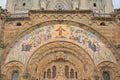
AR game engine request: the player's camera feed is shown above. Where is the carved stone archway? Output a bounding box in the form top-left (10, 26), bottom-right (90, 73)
top-left (2, 20), bottom-right (118, 64)
top-left (97, 61), bottom-right (120, 80)
top-left (1, 61), bottom-right (25, 80)
top-left (2, 21), bottom-right (118, 80)
top-left (27, 40), bottom-right (94, 80)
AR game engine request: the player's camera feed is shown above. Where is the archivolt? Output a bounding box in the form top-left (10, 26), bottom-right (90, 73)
top-left (2, 20), bottom-right (117, 64)
top-left (27, 40), bottom-right (94, 78)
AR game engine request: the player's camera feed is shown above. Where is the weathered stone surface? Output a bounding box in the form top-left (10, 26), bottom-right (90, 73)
top-left (0, 1), bottom-right (120, 80)
top-left (6, 0), bottom-right (114, 14)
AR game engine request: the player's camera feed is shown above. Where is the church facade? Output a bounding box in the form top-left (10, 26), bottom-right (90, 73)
top-left (0, 0), bottom-right (120, 80)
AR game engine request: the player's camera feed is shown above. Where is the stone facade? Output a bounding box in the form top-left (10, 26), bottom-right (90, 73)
top-left (6, 0), bottom-right (114, 14)
top-left (0, 6), bottom-right (9, 80)
top-left (0, 0), bottom-right (120, 80)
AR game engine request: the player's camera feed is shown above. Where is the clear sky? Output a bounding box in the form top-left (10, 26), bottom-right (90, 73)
top-left (0, 0), bottom-right (120, 9)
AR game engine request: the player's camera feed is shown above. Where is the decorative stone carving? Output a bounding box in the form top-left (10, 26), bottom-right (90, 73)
top-left (40, 0), bottom-right (47, 10)
top-left (1, 1), bottom-right (120, 80)
top-left (55, 52), bottom-right (66, 60)
top-left (1, 61), bottom-right (25, 80)
top-left (97, 62), bottom-right (120, 80)
top-left (26, 41), bottom-right (94, 80)
top-left (72, 0), bottom-right (79, 10)
top-left (0, 8), bottom-right (9, 49)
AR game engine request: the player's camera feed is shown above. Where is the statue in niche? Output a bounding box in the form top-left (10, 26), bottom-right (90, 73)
top-left (40, 0), bottom-right (47, 10)
top-left (72, 0), bottom-right (79, 10)
top-left (55, 52), bottom-right (66, 60)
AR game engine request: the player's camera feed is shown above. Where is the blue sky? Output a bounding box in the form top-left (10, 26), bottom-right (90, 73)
top-left (0, 0), bottom-right (120, 9)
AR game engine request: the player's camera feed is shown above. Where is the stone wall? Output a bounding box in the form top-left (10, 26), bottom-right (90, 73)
top-left (6, 0), bottom-right (114, 14)
top-left (0, 7), bottom-right (9, 48)
top-left (1, 10), bottom-right (120, 80)
top-left (2, 10), bottom-right (120, 65)
top-left (4, 10), bottom-right (119, 48)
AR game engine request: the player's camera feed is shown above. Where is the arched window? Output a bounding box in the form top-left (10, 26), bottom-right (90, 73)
top-left (103, 71), bottom-right (110, 80)
top-left (12, 71), bottom-right (19, 80)
top-left (52, 66), bottom-right (56, 78)
top-left (75, 72), bottom-right (78, 79)
top-left (43, 72), bottom-right (46, 79)
top-left (65, 66), bottom-right (69, 78)
top-left (16, 22), bottom-right (22, 26)
top-left (23, 3), bottom-right (26, 6)
top-left (47, 69), bottom-right (51, 79)
top-left (70, 69), bottom-right (74, 79)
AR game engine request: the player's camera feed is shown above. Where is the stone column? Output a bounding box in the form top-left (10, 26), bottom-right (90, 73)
top-left (79, 0), bottom-right (88, 10)
top-left (105, 0), bottom-right (114, 13)
top-left (31, 0), bottom-right (40, 10)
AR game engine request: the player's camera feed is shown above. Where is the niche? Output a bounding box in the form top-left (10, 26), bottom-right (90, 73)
top-left (100, 22), bottom-right (106, 26)
top-left (23, 3), bottom-right (26, 6)
top-left (93, 3), bottom-right (97, 7)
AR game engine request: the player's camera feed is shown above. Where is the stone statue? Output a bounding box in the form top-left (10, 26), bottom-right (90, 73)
top-left (40, 0), bottom-right (47, 10)
top-left (72, 0), bottom-right (79, 10)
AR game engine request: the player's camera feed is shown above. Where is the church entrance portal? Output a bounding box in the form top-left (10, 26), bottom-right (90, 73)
top-left (27, 40), bottom-right (94, 80)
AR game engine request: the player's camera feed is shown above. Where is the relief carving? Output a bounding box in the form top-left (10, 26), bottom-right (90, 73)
top-left (55, 52), bottom-right (66, 60)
